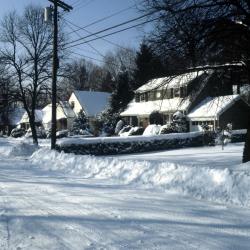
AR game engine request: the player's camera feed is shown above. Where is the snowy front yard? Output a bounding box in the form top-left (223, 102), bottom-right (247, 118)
top-left (0, 137), bottom-right (250, 249)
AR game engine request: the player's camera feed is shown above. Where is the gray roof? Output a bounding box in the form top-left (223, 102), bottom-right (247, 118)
top-left (74, 90), bottom-right (111, 116)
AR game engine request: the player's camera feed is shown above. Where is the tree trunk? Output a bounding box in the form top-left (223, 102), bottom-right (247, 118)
top-left (243, 121), bottom-right (250, 163)
top-left (29, 112), bottom-right (38, 145)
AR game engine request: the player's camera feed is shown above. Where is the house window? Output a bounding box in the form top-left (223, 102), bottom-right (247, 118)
top-left (174, 88), bottom-right (180, 97)
top-left (180, 87), bottom-right (187, 97)
top-left (135, 94), bottom-right (140, 102)
top-left (140, 93), bottom-right (145, 102)
top-left (70, 101), bottom-right (75, 109)
top-left (149, 91), bottom-right (155, 101)
top-left (156, 91), bottom-right (161, 99)
top-left (145, 92), bottom-right (149, 102)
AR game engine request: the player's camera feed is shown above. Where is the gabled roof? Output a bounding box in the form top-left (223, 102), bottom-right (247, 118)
top-left (73, 90), bottom-right (111, 116)
top-left (120, 98), bottom-right (190, 117)
top-left (19, 110), bottom-right (43, 124)
top-left (187, 95), bottom-right (241, 120)
top-left (42, 101), bottom-right (76, 124)
top-left (136, 71), bottom-right (208, 93)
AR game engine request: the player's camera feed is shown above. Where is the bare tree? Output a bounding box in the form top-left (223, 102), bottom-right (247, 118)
top-left (141, 0), bottom-right (250, 162)
top-left (0, 6), bottom-right (53, 144)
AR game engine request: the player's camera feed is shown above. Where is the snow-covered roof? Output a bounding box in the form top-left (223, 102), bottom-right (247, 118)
top-left (73, 91), bottom-right (111, 117)
top-left (120, 98), bottom-right (190, 117)
top-left (136, 71), bottom-right (206, 93)
top-left (42, 102), bottom-right (76, 124)
top-left (19, 110), bottom-right (43, 124)
top-left (188, 95), bottom-right (241, 120)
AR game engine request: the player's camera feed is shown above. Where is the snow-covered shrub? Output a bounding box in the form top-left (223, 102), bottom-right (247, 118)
top-left (70, 110), bottom-right (91, 135)
top-left (143, 124), bottom-right (161, 136)
top-left (149, 111), bottom-right (163, 125)
top-left (56, 132), bottom-right (204, 156)
top-left (159, 124), bottom-right (177, 134)
top-left (97, 109), bottom-right (120, 136)
top-left (172, 111), bottom-right (188, 133)
top-left (114, 119), bottom-right (125, 135)
top-left (10, 127), bottom-right (26, 138)
top-left (231, 129), bottom-right (247, 143)
top-left (215, 124), bottom-right (232, 146)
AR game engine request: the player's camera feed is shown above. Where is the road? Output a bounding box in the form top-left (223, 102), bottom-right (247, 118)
top-left (0, 138), bottom-right (250, 249)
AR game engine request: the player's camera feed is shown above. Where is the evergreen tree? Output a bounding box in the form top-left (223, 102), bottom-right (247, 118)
top-left (110, 70), bottom-right (134, 113)
top-left (98, 70), bottom-right (134, 136)
top-left (71, 110), bottom-right (90, 135)
top-left (133, 42), bottom-right (165, 89)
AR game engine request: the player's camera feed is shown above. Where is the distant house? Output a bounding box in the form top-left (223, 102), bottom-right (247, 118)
top-left (19, 110), bottom-right (44, 130)
top-left (42, 101), bottom-right (76, 131)
top-left (0, 107), bottom-right (26, 134)
top-left (68, 90), bottom-right (111, 122)
top-left (121, 69), bottom-right (250, 131)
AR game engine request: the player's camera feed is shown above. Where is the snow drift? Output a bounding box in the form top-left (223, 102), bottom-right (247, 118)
top-left (31, 147), bottom-right (250, 207)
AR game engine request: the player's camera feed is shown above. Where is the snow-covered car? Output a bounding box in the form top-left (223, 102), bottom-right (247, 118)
top-left (56, 130), bottom-right (69, 139)
top-left (118, 125), bottom-right (132, 136)
top-left (10, 128), bottom-right (26, 138)
top-left (25, 127), bottom-right (46, 139)
top-left (119, 126), bottom-right (144, 137)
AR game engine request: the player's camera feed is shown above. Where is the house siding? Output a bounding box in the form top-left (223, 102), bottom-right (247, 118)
top-left (219, 100), bottom-right (250, 129)
top-left (68, 93), bottom-right (83, 116)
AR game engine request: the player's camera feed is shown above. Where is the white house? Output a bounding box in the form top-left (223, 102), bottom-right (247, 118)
top-left (121, 70), bottom-right (250, 131)
top-left (68, 90), bottom-right (111, 119)
top-left (187, 95), bottom-right (250, 131)
top-left (42, 101), bottom-right (76, 131)
top-left (120, 71), bottom-right (208, 127)
top-left (19, 110), bottom-right (43, 130)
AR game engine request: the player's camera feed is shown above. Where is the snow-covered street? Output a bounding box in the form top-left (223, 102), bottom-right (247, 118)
top-left (0, 138), bottom-right (250, 249)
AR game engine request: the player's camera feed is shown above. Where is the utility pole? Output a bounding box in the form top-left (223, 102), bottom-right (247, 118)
top-left (47, 0), bottom-right (72, 149)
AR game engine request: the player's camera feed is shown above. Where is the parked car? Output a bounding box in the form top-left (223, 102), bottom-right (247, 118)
top-left (10, 128), bottom-right (26, 138)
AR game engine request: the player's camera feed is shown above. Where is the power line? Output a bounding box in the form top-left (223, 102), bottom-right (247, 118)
top-left (64, 18), bottom-right (128, 50)
top-left (73, 0), bottom-right (96, 12)
top-left (64, 20), bottom-right (105, 58)
top-left (68, 4), bottom-right (136, 34)
top-left (64, 10), bottom-right (157, 47)
top-left (64, 16), bottom-right (160, 50)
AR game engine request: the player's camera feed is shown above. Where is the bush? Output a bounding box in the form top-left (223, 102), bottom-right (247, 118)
top-left (56, 132), bottom-right (204, 156)
top-left (149, 111), bottom-right (163, 125)
top-left (159, 124), bottom-right (177, 134)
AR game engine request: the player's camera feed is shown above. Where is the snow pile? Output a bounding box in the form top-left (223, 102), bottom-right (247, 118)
top-left (143, 124), bottom-right (161, 136)
top-left (0, 141), bottom-right (38, 157)
top-left (31, 148), bottom-right (250, 207)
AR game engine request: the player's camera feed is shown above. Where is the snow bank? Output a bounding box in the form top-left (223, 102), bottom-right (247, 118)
top-left (31, 148), bottom-right (250, 207)
top-left (0, 141), bottom-right (38, 157)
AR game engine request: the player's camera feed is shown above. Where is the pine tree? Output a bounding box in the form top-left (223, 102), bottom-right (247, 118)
top-left (110, 70), bottom-right (134, 113)
top-left (133, 42), bottom-right (165, 89)
top-left (71, 110), bottom-right (90, 135)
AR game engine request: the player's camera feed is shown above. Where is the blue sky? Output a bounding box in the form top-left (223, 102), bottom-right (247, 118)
top-left (0, 0), bottom-right (151, 64)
